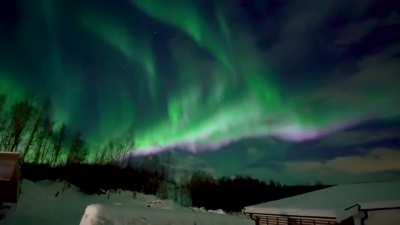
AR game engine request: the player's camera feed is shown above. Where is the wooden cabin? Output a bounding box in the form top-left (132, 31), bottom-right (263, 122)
top-left (244, 182), bottom-right (400, 225)
top-left (0, 152), bottom-right (21, 203)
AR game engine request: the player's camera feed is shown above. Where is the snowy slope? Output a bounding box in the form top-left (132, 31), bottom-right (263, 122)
top-left (1, 180), bottom-right (251, 225)
top-left (80, 204), bottom-right (251, 225)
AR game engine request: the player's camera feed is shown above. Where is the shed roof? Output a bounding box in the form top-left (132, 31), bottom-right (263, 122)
top-left (244, 181), bottom-right (400, 221)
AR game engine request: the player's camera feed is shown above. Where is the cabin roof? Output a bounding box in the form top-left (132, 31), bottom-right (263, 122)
top-left (244, 181), bottom-right (400, 221)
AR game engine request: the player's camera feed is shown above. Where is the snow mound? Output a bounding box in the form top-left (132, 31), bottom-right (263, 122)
top-left (80, 204), bottom-right (251, 225)
top-left (1, 180), bottom-right (251, 225)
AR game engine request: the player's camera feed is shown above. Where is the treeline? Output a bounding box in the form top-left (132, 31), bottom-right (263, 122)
top-left (22, 163), bottom-right (166, 195)
top-left (0, 93), bottom-right (129, 165)
top-left (182, 171), bottom-right (328, 212)
top-left (21, 163), bottom-right (328, 212)
top-left (0, 93), bottom-right (88, 165)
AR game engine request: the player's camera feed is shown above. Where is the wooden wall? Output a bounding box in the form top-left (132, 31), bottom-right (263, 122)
top-left (252, 213), bottom-right (340, 225)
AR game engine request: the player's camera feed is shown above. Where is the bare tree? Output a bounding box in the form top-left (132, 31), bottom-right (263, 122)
top-left (53, 123), bottom-right (67, 165)
top-left (0, 94), bottom-right (8, 151)
top-left (68, 132), bottom-right (87, 164)
top-left (9, 101), bottom-right (33, 152)
top-left (22, 108), bottom-right (42, 159)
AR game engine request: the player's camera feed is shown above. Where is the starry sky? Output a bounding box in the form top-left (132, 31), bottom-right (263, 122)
top-left (1, 0), bottom-right (400, 183)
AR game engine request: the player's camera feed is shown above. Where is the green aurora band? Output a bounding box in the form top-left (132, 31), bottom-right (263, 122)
top-left (0, 0), bottom-right (399, 161)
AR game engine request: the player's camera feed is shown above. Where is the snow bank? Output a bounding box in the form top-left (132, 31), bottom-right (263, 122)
top-left (1, 180), bottom-right (251, 225)
top-left (80, 204), bottom-right (251, 225)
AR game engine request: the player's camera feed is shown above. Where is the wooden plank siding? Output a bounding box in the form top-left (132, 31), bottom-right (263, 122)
top-left (252, 214), bottom-right (337, 225)
top-left (0, 152), bottom-right (21, 203)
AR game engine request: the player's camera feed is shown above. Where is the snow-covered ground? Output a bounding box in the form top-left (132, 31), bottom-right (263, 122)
top-left (1, 180), bottom-right (252, 225)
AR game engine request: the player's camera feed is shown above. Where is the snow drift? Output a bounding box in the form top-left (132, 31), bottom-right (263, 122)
top-left (1, 180), bottom-right (251, 225)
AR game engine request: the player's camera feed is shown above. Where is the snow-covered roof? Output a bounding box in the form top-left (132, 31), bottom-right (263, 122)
top-left (244, 181), bottom-right (400, 221)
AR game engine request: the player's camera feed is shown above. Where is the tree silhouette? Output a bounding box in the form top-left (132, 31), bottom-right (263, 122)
top-left (0, 92), bottom-right (141, 165)
top-left (22, 107), bottom-right (41, 159)
top-left (68, 132), bottom-right (87, 164)
top-left (9, 101), bottom-right (33, 152)
top-left (53, 124), bottom-right (67, 165)
top-left (0, 94), bottom-right (8, 150)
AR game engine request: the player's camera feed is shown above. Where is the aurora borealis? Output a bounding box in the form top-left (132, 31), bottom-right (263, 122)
top-left (1, 0), bottom-right (400, 183)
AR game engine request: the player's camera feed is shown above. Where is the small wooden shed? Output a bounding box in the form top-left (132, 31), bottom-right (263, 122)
top-left (0, 152), bottom-right (21, 203)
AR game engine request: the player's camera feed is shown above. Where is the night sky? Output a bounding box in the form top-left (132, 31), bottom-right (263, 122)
top-left (1, 0), bottom-right (400, 183)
